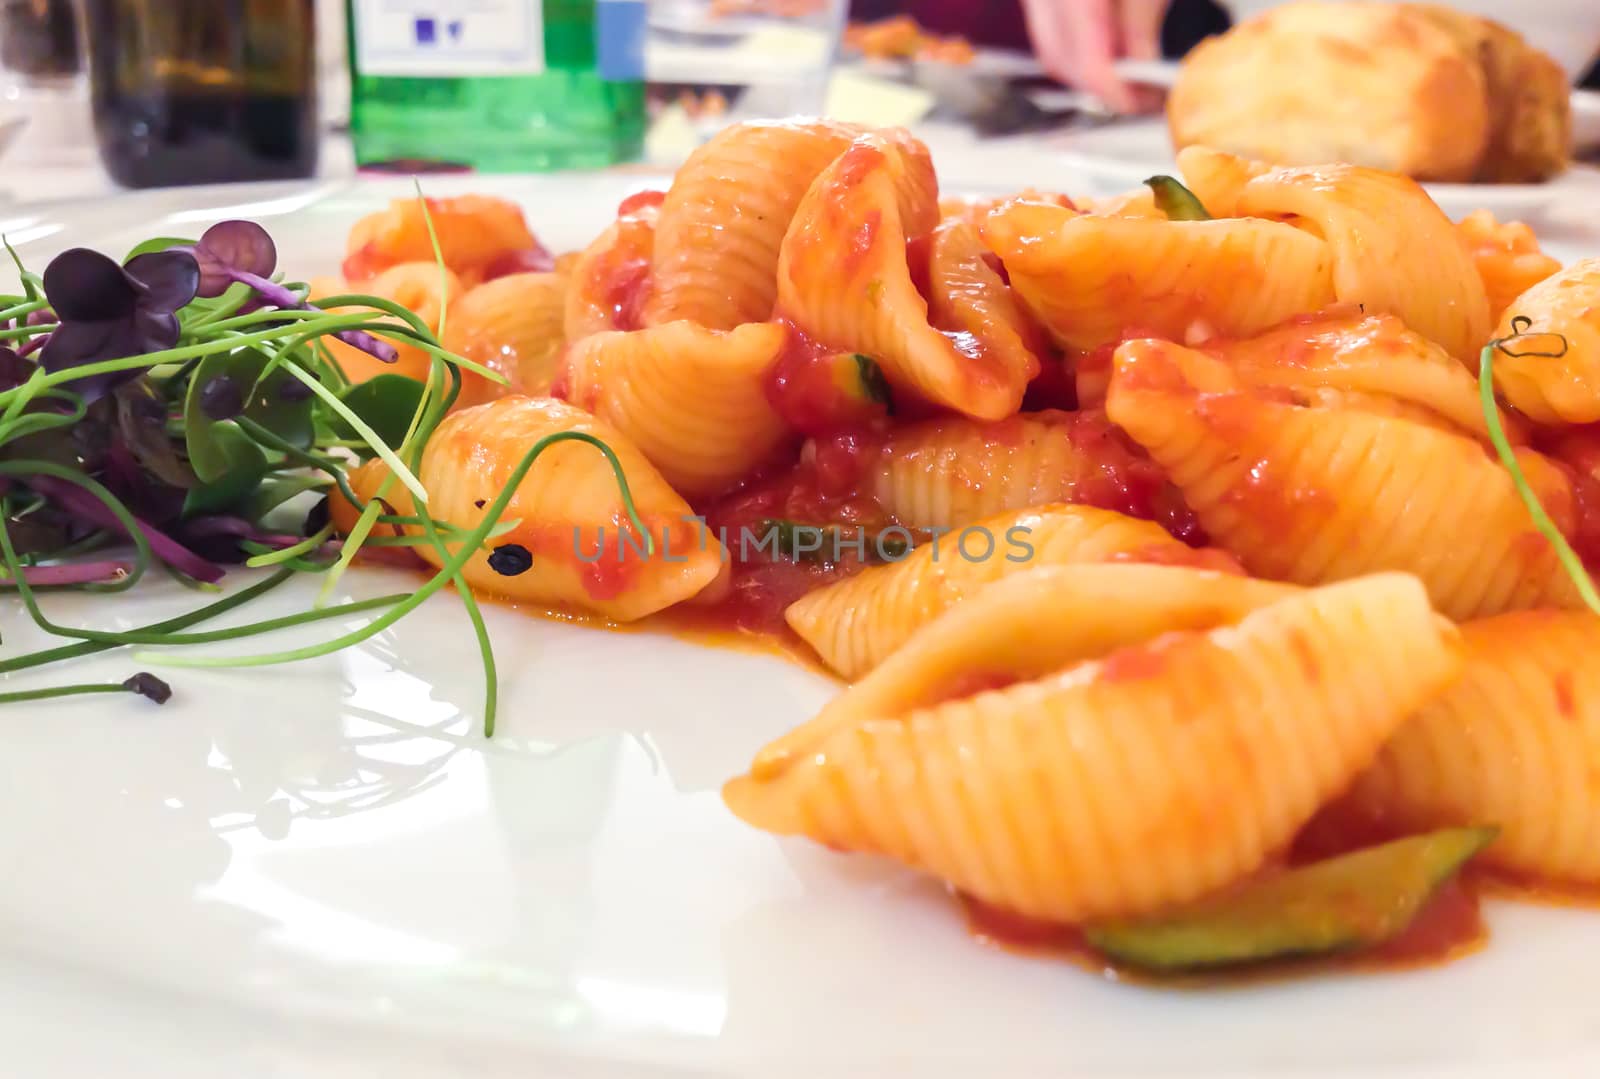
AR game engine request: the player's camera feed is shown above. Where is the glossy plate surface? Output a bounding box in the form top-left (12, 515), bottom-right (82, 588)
top-left (1, 173), bottom-right (1599, 1079)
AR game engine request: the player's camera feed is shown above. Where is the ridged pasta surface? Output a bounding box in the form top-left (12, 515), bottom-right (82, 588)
top-left (1490, 258), bottom-right (1600, 425)
top-left (442, 271), bottom-right (567, 407)
top-left (922, 219), bottom-right (1044, 390)
top-left (1457, 209), bottom-right (1561, 323)
top-left (729, 574), bottom-right (1462, 924)
top-left (756, 564), bottom-right (1295, 779)
top-left (777, 136), bottom-right (1031, 419)
top-left (643, 119), bottom-right (865, 329)
top-left (850, 409), bottom-right (1175, 530)
top-left (1209, 307), bottom-right (1524, 444)
top-left (561, 320), bottom-right (795, 498)
top-left (357, 396), bottom-right (723, 621)
top-left (1235, 164), bottom-right (1490, 362)
top-left (785, 504), bottom-right (1234, 679)
top-left (1344, 611), bottom-right (1600, 884)
top-left (1175, 146), bottom-right (1272, 218)
top-left (1106, 339), bottom-right (1585, 620)
top-left (981, 199), bottom-right (1335, 351)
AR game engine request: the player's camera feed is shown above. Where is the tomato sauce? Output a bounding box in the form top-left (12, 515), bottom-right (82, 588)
top-left (1066, 410), bottom-right (1210, 545)
top-left (765, 320), bottom-right (895, 436)
top-left (479, 243), bottom-right (556, 280)
top-left (657, 447), bottom-right (893, 639)
top-left (568, 191), bottom-right (662, 338)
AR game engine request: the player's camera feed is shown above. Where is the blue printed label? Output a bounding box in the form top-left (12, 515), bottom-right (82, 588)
top-left (596, 0), bottom-right (647, 82)
top-left (352, 0), bottom-right (545, 77)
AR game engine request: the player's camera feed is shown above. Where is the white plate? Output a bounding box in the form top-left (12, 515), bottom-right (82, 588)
top-left (2, 172), bottom-right (1600, 1079)
top-left (1050, 118), bottom-right (1600, 220)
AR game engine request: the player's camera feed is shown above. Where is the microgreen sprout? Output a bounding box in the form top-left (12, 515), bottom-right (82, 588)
top-left (0, 195), bottom-right (639, 736)
top-left (1478, 319), bottom-right (1600, 613)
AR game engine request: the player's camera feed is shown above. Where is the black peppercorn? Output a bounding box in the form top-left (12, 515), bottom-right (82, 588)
top-left (487, 543), bottom-right (533, 576)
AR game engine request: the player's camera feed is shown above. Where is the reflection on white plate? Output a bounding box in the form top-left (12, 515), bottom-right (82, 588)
top-left (0, 172), bottom-right (1598, 1079)
top-left (1049, 118), bottom-right (1600, 220)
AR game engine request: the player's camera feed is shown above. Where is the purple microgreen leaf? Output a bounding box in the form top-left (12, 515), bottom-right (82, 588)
top-left (29, 473), bottom-right (225, 583)
top-left (0, 347), bottom-right (32, 390)
top-left (38, 318), bottom-right (124, 396)
top-left (198, 219), bottom-right (277, 281)
top-left (334, 326), bottom-right (399, 363)
top-left (229, 269), bottom-right (300, 310)
top-left (42, 248), bottom-right (137, 321)
top-left (123, 250), bottom-right (201, 313)
top-left (1, 559), bottom-right (131, 587)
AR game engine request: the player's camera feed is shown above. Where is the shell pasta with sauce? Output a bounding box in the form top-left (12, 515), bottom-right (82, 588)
top-left (329, 122), bottom-right (1600, 980)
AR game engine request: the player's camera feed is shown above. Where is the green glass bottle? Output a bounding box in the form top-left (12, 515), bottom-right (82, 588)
top-left (346, 0), bottom-right (645, 171)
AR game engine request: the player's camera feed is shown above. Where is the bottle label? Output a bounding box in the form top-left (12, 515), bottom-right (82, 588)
top-left (351, 0), bottom-right (546, 77)
top-left (596, 0), bottom-right (646, 81)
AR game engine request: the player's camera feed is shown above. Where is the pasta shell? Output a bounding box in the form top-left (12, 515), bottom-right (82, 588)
top-left (981, 198), bottom-right (1336, 351)
top-left (728, 574), bottom-right (1463, 924)
top-left (562, 320), bottom-right (795, 499)
top-left (644, 120), bottom-right (879, 329)
top-left (1175, 145), bottom-right (1272, 218)
top-left (1343, 610), bottom-right (1600, 884)
top-left (564, 198), bottom-right (659, 341)
top-left (1209, 307), bottom-right (1525, 444)
top-left (777, 134), bottom-right (1035, 420)
top-left (322, 261), bottom-right (461, 384)
top-left (1489, 258), bottom-right (1600, 425)
top-left (1457, 209), bottom-right (1561, 323)
top-left (785, 503), bottom-right (1239, 679)
top-left (842, 409), bottom-right (1187, 532)
top-left (353, 395), bottom-right (724, 621)
top-left (1105, 338), bottom-right (1586, 620)
top-left (1235, 164), bottom-right (1490, 362)
top-left (923, 218), bottom-right (1045, 387)
top-left (755, 563), bottom-right (1295, 779)
top-left (342, 194), bottom-right (541, 286)
top-left (442, 271), bottom-right (567, 408)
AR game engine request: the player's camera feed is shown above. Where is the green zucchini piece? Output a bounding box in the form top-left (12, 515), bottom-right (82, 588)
top-left (1084, 826), bottom-right (1497, 973)
top-left (1144, 175), bottom-right (1212, 221)
top-left (841, 353), bottom-right (894, 414)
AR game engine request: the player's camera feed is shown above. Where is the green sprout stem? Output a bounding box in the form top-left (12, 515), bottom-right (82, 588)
top-left (135, 431), bottom-right (653, 736)
top-left (245, 524), bottom-right (335, 568)
top-left (0, 682), bottom-right (148, 704)
top-left (1478, 341), bottom-right (1600, 613)
top-left (281, 358), bottom-right (429, 505)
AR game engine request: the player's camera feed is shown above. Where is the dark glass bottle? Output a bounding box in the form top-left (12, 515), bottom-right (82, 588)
top-left (0, 0), bottom-right (80, 79)
top-left (83, 0), bottom-right (318, 188)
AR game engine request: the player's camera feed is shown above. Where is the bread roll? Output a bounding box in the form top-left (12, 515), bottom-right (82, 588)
top-left (1406, 5), bottom-right (1571, 182)
top-left (1169, 3), bottom-right (1491, 182)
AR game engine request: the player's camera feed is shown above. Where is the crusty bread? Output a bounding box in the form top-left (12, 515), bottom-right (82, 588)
top-left (1406, 5), bottom-right (1571, 182)
top-left (1168, 2), bottom-right (1571, 184)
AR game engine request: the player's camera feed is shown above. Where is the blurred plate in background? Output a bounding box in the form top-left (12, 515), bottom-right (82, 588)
top-left (1049, 117), bottom-right (1599, 220)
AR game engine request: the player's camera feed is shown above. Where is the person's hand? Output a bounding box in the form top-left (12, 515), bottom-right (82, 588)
top-left (1019, 0), bottom-right (1170, 113)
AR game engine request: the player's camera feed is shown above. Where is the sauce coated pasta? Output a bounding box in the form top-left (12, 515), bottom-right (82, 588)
top-left (327, 119), bottom-right (1600, 980)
